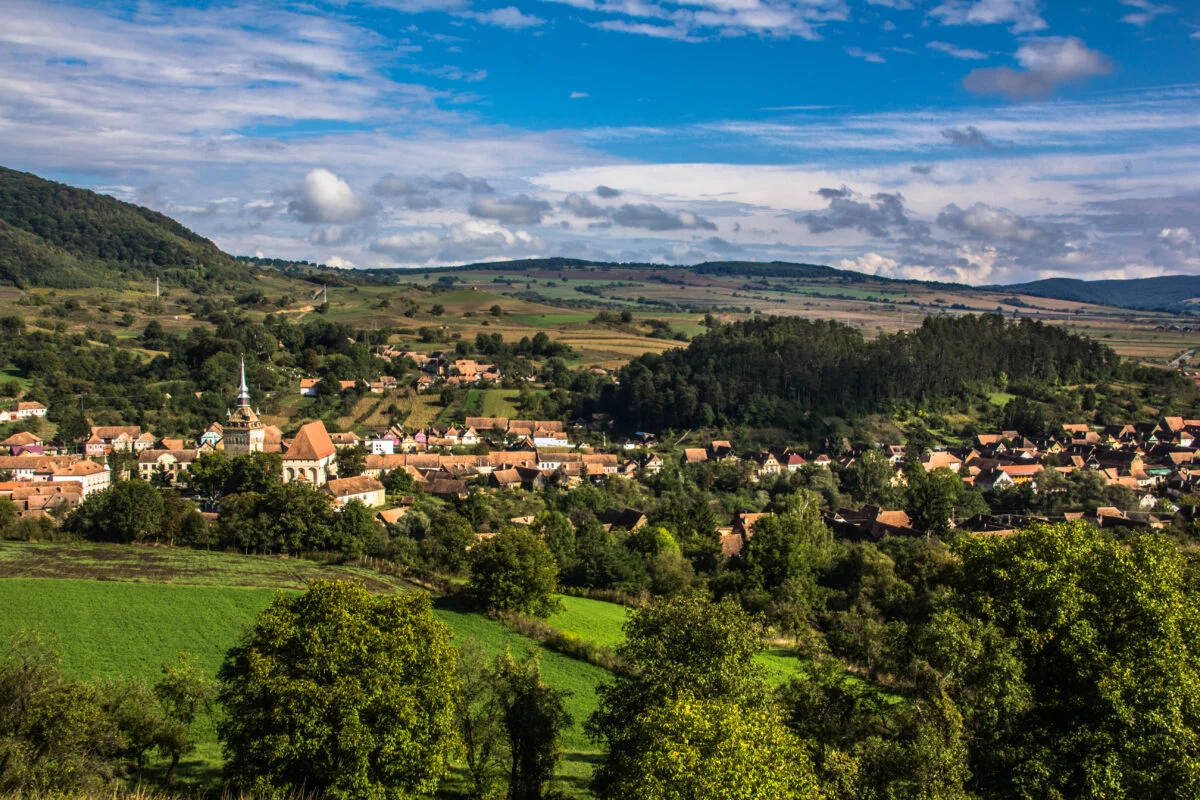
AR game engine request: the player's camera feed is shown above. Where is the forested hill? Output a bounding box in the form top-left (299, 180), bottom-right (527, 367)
top-left (991, 275), bottom-right (1200, 313)
top-left (605, 314), bottom-right (1122, 431)
top-left (0, 166), bottom-right (249, 289)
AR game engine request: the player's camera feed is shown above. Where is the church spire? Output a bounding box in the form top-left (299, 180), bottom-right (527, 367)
top-left (238, 358), bottom-right (250, 407)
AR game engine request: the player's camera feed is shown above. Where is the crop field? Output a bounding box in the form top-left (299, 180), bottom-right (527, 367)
top-left (404, 393), bottom-right (444, 429)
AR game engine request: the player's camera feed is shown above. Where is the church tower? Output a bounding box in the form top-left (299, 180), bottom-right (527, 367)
top-left (224, 358), bottom-right (265, 456)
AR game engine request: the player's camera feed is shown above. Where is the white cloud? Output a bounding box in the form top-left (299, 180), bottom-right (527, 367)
top-left (963, 37), bottom-right (1112, 99)
top-left (570, 91), bottom-right (591, 99)
top-left (928, 0), bottom-right (1047, 33)
top-left (288, 169), bottom-right (373, 224)
top-left (845, 46), bottom-right (886, 63)
top-left (325, 255), bottom-right (358, 268)
top-left (370, 219), bottom-right (543, 265)
top-left (927, 40), bottom-right (987, 60)
top-left (1120, 0), bottom-right (1174, 27)
top-left (459, 6), bottom-right (547, 28)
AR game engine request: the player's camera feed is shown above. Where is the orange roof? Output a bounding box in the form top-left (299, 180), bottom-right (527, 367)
top-left (324, 476), bottom-right (384, 498)
top-left (284, 421), bottom-right (337, 462)
top-left (1, 432), bottom-right (42, 447)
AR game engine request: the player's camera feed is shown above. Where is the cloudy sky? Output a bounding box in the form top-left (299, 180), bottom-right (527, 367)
top-left (3, 0), bottom-right (1198, 283)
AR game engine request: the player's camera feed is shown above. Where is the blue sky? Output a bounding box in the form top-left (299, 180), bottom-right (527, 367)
top-left (2, 0), bottom-right (1198, 282)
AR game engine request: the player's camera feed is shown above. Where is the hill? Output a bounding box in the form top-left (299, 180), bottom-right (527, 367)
top-left (0, 166), bottom-right (252, 289)
top-left (990, 275), bottom-right (1200, 313)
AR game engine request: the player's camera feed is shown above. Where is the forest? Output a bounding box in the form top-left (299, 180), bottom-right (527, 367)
top-left (603, 314), bottom-right (1127, 432)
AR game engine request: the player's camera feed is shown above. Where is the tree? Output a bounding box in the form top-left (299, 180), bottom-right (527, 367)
top-left (589, 593), bottom-right (769, 798)
top-left (843, 449), bottom-right (900, 507)
top-left (0, 631), bottom-right (121, 794)
top-left (431, 304), bottom-right (446, 316)
top-left (337, 444), bottom-right (369, 479)
top-left (455, 642), bottom-right (507, 800)
top-left (616, 694), bottom-right (819, 800)
top-left (739, 490), bottom-right (834, 631)
top-left (218, 580), bottom-right (461, 799)
top-left (904, 464), bottom-right (960, 537)
top-left (64, 480), bottom-right (164, 544)
top-left (470, 528), bottom-right (562, 618)
top-left (423, 510), bottom-right (476, 574)
top-left (153, 653), bottom-right (215, 786)
top-left (951, 522), bottom-right (1200, 799)
top-left (54, 407), bottom-right (91, 446)
top-left (187, 451), bottom-right (232, 501)
top-left (496, 649), bottom-right (572, 800)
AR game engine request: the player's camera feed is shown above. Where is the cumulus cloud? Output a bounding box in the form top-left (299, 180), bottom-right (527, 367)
top-left (459, 6), bottom-right (546, 28)
top-left (430, 172), bottom-right (494, 194)
top-left (595, 185), bottom-right (621, 198)
top-left (927, 40), bottom-right (987, 59)
top-left (929, 0), bottom-right (1047, 33)
top-left (1148, 226), bottom-right (1200, 268)
top-left (325, 255), bottom-right (358, 268)
top-left (468, 193), bottom-right (552, 224)
top-left (369, 219), bottom-right (543, 265)
top-left (1120, 0), bottom-right (1174, 27)
top-left (570, 91), bottom-right (590, 99)
top-left (610, 203), bottom-right (718, 231)
top-left (287, 169), bottom-right (373, 224)
top-left (936, 201), bottom-right (1088, 265)
top-left (941, 125), bottom-right (995, 147)
top-left (963, 37), bottom-right (1112, 100)
top-left (370, 173), bottom-right (444, 209)
top-left (563, 193), bottom-right (610, 218)
top-left (795, 186), bottom-right (918, 238)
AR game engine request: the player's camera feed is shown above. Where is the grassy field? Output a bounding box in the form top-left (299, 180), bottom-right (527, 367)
top-left (0, 542), bottom-right (606, 794)
top-left (548, 596), bottom-right (629, 649)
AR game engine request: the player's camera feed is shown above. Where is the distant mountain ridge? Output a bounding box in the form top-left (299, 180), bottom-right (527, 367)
top-left (0, 166), bottom-right (249, 289)
top-left (2, 165), bottom-right (1196, 313)
top-left (990, 276), bottom-right (1200, 313)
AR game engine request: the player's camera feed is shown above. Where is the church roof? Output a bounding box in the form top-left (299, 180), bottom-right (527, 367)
top-left (284, 421), bottom-right (336, 462)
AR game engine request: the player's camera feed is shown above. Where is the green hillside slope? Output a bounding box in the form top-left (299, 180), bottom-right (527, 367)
top-left (0, 166), bottom-right (250, 289)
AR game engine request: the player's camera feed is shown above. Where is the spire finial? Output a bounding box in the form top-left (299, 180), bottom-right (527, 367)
top-left (238, 358), bottom-right (250, 406)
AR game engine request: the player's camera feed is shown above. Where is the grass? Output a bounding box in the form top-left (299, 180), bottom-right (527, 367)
top-left (547, 596), bottom-right (629, 649)
top-left (0, 542), bottom-right (608, 794)
top-left (988, 391), bottom-right (1016, 407)
top-left (479, 388), bottom-right (521, 418)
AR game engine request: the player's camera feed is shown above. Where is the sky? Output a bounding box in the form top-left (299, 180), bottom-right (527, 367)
top-left (2, 0), bottom-right (1198, 284)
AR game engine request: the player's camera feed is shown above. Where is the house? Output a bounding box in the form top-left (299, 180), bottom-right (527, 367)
top-left (365, 434), bottom-right (396, 455)
top-left (299, 378), bottom-right (320, 397)
top-left (710, 440), bottom-right (735, 461)
top-left (921, 450), bottom-right (963, 473)
top-left (461, 427), bottom-right (480, 446)
top-left (598, 507), bottom-right (648, 532)
top-left (825, 506), bottom-right (917, 540)
top-left (49, 459), bottom-right (110, 496)
top-left (377, 507), bottom-right (409, 526)
top-left (732, 511), bottom-right (767, 538)
top-left (2, 481), bottom-right (83, 517)
top-left (643, 454), bottom-right (664, 474)
top-left (1, 432), bottom-right (43, 456)
top-left (682, 448), bottom-right (708, 465)
top-left (282, 421), bottom-right (338, 486)
top-left (488, 468), bottom-right (522, 490)
top-left (748, 451), bottom-right (781, 476)
top-left (87, 426), bottom-right (146, 456)
top-left (425, 477), bottom-right (469, 500)
top-left (199, 423), bottom-right (223, 450)
top-left (137, 449), bottom-right (198, 484)
top-left (324, 476), bottom-right (386, 508)
top-left (10, 402), bottom-right (47, 419)
top-left (329, 432), bottom-right (361, 450)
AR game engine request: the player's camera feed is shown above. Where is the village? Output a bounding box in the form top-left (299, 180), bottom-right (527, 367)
top-left (1, 353), bottom-right (1198, 554)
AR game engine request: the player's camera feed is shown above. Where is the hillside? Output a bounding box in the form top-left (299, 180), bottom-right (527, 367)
top-left (0, 166), bottom-right (251, 289)
top-left (989, 275), bottom-right (1200, 313)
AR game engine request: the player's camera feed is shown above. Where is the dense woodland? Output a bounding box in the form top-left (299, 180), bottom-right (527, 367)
top-left (0, 167), bottom-right (248, 289)
top-left (602, 314), bottom-right (1136, 432)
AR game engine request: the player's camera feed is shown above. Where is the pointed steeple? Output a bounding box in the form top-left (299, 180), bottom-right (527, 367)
top-left (238, 358), bottom-right (250, 407)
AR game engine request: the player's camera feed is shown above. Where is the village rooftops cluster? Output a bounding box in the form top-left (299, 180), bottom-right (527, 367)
top-left (705, 417), bottom-right (1200, 557)
top-left (374, 348), bottom-right (502, 390)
